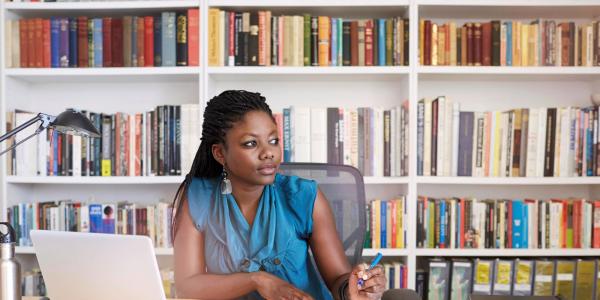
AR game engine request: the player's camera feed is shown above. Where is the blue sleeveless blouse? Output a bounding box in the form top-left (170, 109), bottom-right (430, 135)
top-left (187, 173), bottom-right (333, 300)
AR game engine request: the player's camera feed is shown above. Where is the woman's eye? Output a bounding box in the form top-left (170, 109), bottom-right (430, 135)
top-left (269, 138), bottom-right (279, 145)
top-left (243, 141), bottom-right (257, 147)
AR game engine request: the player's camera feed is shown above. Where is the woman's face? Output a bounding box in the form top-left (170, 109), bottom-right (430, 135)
top-left (214, 110), bottom-right (282, 187)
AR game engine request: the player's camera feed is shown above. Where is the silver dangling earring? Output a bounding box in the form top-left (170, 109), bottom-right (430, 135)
top-left (221, 167), bottom-right (232, 195)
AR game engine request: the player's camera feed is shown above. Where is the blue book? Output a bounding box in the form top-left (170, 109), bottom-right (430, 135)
top-left (331, 18), bottom-right (338, 66)
top-left (378, 19), bottom-right (386, 66)
top-left (102, 204), bottom-right (116, 234)
top-left (162, 12), bottom-right (176, 66)
top-left (59, 18), bottom-right (69, 67)
top-left (93, 18), bottom-right (103, 67)
top-left (68, 17), bottom-right (78, 67)
top-left (337, 19), bottom-right (343, 66)
top-left (283, 108), bottom-right (291, 162)
top-left (380, 200), bottom-right (386, 248)
top-left (587, 110), bottom-right (594, 176)
top-left (523, 203), bottom-right (529, 248)
top-left (512, 200), bottom-right (524, 248)
top-left (50, 17), bottom-right (60, 68)
top-left (439, 200), bottom-right (446, 247)
top-left (505, 21), bottom-right (512, 66)
top-left (89, 204), bottom-right (103, 233)
top-left (153, 16), bottom-right (162, 66)
top-left (52, 131), bottom-right (58, 175)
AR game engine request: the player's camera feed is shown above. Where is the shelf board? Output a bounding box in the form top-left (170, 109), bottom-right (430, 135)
top-left (417, 248), bottom-right (600, 257)
top-left (418, 66), bottom-right (600, 81)
top-left (16, 246), bottom-right (174, 255)
top-left (363, 248), bottom-right (409, 256)
top-left (210, 0), bottom-right (409, 7)
top-left (4, 67), bottom-right (200, 83)
top-left (6, 175), bottom-right (406, 185)
top-left (4, 1), bottom-right (199, 11)
top-left (6, 176), bottom-right (186, 185)
top-left (417, 176), bottom-right (600, 185)
top-left (417, 1), bottom-right (600, 19)
top-left (208, 66), bottom-right (409, 81)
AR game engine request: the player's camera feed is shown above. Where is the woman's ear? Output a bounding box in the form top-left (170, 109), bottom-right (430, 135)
top-left (211, 144), bottom-right (226, 166)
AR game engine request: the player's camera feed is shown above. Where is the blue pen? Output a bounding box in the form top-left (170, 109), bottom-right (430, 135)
top-left (357, 252), bottom-right (383, 287)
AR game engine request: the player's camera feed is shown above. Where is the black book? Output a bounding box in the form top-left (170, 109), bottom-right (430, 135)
top-left (176, 13), bottom-right (188, 66)
top-left (248, 12), bottom-right (259, 66)
top-left (271, 16), bottom-right (278, 65)
top-left (342, 21), bottom-right (351, 66)
top-left (234, 13), bottom-right (243, 66)
top-left (311, 17), bottom-right (319, 66)
top-left (373, 19), bottom-right (379, 67)
top-left (327, 108), bottom-right (339, 164)
top-left (175, 106), bottom-right (181, 175)
top-left (491, 20), bottom-right (501, 66)
top-left (403, 18), bottom-right (409, 66)
top-left (153, 16), bottom-right (162, 67)
top-left (242, 13), bottom-right (250, 66)
top-left (544, 108), bottom-right (556, 176)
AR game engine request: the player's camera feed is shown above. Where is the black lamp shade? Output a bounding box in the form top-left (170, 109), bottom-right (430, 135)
top-left (51, 110), bottom-right (101, 138)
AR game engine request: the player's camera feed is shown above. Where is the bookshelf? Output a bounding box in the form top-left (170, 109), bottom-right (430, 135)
top-left (2, 0), bottom-right (600, 295)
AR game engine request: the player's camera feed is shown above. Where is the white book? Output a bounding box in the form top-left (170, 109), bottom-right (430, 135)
top-left (11, 20), bottom-right (20, 68)
top-left (291, 106), bottom-right (311, 162)
top-left (536, 108), bottom-right (547, 177)
top-left (553, 108), bottom-right (563, 176)
top-left (310, 107), bottom-right (327, 163)
top-left (499, 112), bottom-right (509, 178)
top-left (142, 111), bottom-right (148, 176)
top-left (451, 102), bottom-right (460, 176)
top-left (473, 112), bottom-right (484, 177)
top-left (349, 109), bottom-right (359, 169)
top-left (443, 99), bottom-right (453, 176)
top-left (72, 135), bottom-right (82, 176)
top-left (556, 26), bottom-right (562, 66)
top-left (492, 112), bottom-right (502, 177)
top-left (436, 96), bottom-right (446, 176)
top-left (37, 130), bottom-right (48, 176)
top-left (559, 107), bottom-right (571, 177)
top-left (488, 111), bottom-right (497, 177)
top-left (390, 107), bottom-right (397, 177)
top-left (5, 20), bottom-right (12, 69)
top-left (423, 99), bottom-right (432, 176)
top-left (399, 104), bottom-right (406, 176)
top-left (525, 108), bottom-right (539, 177)
top-left (15, 111), bottom-right (38, 176)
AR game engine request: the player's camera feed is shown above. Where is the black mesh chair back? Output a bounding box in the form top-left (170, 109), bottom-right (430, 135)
top-left (278, 163), bottom-right (366, 266)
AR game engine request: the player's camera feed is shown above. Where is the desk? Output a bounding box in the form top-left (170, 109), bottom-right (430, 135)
top-left (23, 298), bottom-right (195, 300)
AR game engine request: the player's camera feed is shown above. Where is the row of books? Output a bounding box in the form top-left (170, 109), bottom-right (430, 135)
top-left (364, 197), bottom-right (407, 249)
top-left (7, 105), bottom-right (201, 177)
top-left (275, 104), bottom-right (409, 177)
top-left (418, 98), bottom-right (600, 177)
top-left (419, 19), bottom-right (600, 67)
top-left (420, 258), bottom-right (600, 300)
top-left (207, 9), bottom-right (409, 67)
top-left (382, 262), bottom-right (408, 290)
top-left (6, 200), bottom-right (174, 248)
top-left (417, 196), bottom-right (600, 250)
top-left (4, 10), bottom-right (199, 68)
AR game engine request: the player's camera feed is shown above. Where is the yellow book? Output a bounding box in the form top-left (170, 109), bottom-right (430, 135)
top-left (555, 260), bottom-right (575, 300)
top-left (534, 260), bottom-right (554, 296)
top-left (521, 24), bottom-right (529, 66)
top-left (431, 24), bottom-right (438, 66)
top-left (372, 199), bottom-right (381, 249)
top-left (513, 259), bottom-right (533, 296)
top-left (449, 22), bottom-right (457, 66)
top-left (438, 24), bottom-right (446, 66)
top-left (493, 111), bottom-right (502, 177)
top-left (386, 201), bottom-right (392, 248)
top-left (419, 19), bottom-right (425, 65)
top-left (473, 259), bottom-right (493, 295)
top-left (207, 8), bottom-right (221, 66)
top-left (318, 16), bottom-right (330, 66)
top-left (529, 21), bottom-right (538, 66)
top-left (396, 198), bottom-right (404, 248)
top-left (513, 21), bottom-right (521, 66)
top-left (493, 259), bottom-right (513, 295)
top-left (574, 259), bottom-right (596, 300)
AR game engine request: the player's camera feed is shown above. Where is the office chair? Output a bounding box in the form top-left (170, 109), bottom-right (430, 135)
top-left (278, 163), bottom-right (418, 300)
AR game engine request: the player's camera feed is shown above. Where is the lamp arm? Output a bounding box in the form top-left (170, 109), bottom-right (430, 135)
top-left (0, 113), bottom-right (56, 157)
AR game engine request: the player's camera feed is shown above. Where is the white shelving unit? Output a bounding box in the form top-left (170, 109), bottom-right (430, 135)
top-left (2, 0), bottom-right (600, 292)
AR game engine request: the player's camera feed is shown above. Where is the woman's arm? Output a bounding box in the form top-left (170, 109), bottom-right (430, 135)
top-left (174, 196), bottom-right (260, 299)
top-left (309, 189), bottom-right (353, 299)
top-left (174, 196), bottom-right (313, 300)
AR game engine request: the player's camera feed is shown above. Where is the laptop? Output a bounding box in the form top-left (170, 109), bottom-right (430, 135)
top-left (31, 230), bottom-right (167, 300)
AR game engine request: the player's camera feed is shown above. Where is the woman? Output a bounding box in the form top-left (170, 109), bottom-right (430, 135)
top-left (172, 90), bottom-right (386, 299)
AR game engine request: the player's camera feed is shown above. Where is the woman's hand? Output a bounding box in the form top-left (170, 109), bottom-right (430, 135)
top-left (253, 271), bottom-right (314, 300)
top-left (348, 263), bottom-right (386, 300)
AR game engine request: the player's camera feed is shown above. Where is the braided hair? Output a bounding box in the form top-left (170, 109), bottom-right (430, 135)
top-left (171, 90), bottom-right (274, 238)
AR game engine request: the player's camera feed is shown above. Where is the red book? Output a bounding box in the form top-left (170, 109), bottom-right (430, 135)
top-left (507, 200), bottom-right (512, 248)
top-left (562, 200), bottom-right (568, 248)
top-left (481, 22), bottom-right (491, 66)
top-left (135, 114), bottom-right (142, 176)
top-left (111, 18), bottom-right (124, 67)
top-left (574, 200), bottom-right (582, 248)
top-left (42, 19), bottom-right (51, 68)
top-left (424, 20), bottom-right (431, 65)
top-left (19, 19), bottom-right (27, 68)
top-left (33, 18), bottom-right (43, 68)
top-left (466, 23), bottom-right (474, 66)
top-left (77, 17), bottom-right (89, 67)
top-left (102, 17), bottom-right (113, 67)
top-left (136, 17), bottom-right (145, 67)
top-left (594, 201), bottom-right (600, 248)
top-left (258, 11), bottom-right (265, 66)
top-left (365, 20), bottom-right (373, 66)
top-left (187, 9), bottom-right (199, 66)
top-left (27, 19), bottom-right (35, 67)
top-left (473, 23), bottom-right (482, 66)
top-left (350, 21), bottom-right (358, 66)
top-left (144, 17), bottom-right (154, 67)
top-left (459, 198), bottom-right (465, 248)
